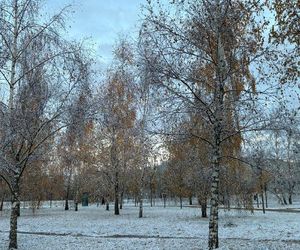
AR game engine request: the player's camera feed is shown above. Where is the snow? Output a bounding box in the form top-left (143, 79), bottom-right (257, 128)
top-left (0, 201), bottom-right (300, 249)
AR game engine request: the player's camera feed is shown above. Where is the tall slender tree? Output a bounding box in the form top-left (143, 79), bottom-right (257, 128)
top-left (140, 0), bottom-right (275, 248)
top-left (0, 1), bottom-right (87, 248)
top-left (99, 40), bottom-right (136, 215)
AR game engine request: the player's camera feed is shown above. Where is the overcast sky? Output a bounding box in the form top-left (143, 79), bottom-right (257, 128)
top-left (44, 0), bottom-right (145, 67)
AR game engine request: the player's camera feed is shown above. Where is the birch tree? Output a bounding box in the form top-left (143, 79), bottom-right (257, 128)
top-left (135, 48), bottom-right (155, 217)
top-left (59, 74), bottom-right (93, 211)
top-left (99, 40), bottom-right (136, 215)
top-left (0, 0), bottom-right (87, 248)
top-left (140, 0), bottom-right (274, 248)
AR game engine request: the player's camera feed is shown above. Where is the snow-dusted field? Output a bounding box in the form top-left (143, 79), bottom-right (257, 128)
top-left (1, 202), bottom-right (300, 250)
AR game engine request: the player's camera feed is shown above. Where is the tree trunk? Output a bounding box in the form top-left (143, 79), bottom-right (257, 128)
top-left (282, 194), bottom-right (288, 205)
top-left (75, 202), bottom-right (78, 211)
top-left (65, 198), bottom-right (69, 210)
top-left (114, 173), bottom-right (119, 215)
top-left (201, 202), bottom-right (207, 218)
top-left (111, 134), bottom-right (119, 215)
top-left (31, 201), bottom-right (36, 214)
top-left (16, 203), bottom-right (20, 217)
top-left (208, 146), bottom-right (221, 250)
top-left (134, 196), bottom-right (137, 207)
top-left (9, 184), bottom-right (20, 250)
top-left (261, 189), bottom-right (265, 214)
top-left (150, 188), bottom-right (153, 207)
top-left (0, 196), bottom-right (4, 211)
top-left (264, 185), bottom-right (268, 208)
top-left (179, 196), bottom-right (183, 209)
top-left (208, 29), bottom-right (226, 249)
top-left (189, 195), bottom-right (193, 205)
top-left (114, 194), bottom-right (119, 215)
top-left (288, 194), bottom-right (292, 205)
top-left (65, 180), bottom-right (70, 211)
top-left (106, 201), bottom-right (109, 211)
top-left (120, 191), bottom-right (123, 209)
top-left (198, 197), bottom-right (208, 218)
top-left (139, 197), bottom-right (143, 218)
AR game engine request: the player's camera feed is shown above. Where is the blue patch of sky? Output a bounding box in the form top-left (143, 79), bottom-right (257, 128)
top-left (43, 0), bottom-right (145, 68)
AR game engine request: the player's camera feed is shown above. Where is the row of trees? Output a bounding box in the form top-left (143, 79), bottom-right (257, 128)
top-left (0, 0), bottom-right (299, 249)
top-left (1, 123), bottom-right (299, 214)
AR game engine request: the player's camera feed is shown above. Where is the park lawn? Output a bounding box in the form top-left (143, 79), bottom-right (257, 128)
top-left (0, 202), bottom-right (300, 249)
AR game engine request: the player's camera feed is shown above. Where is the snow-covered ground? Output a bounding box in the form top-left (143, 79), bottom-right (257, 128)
top-left (0, 202), bottom-right (300, 250)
